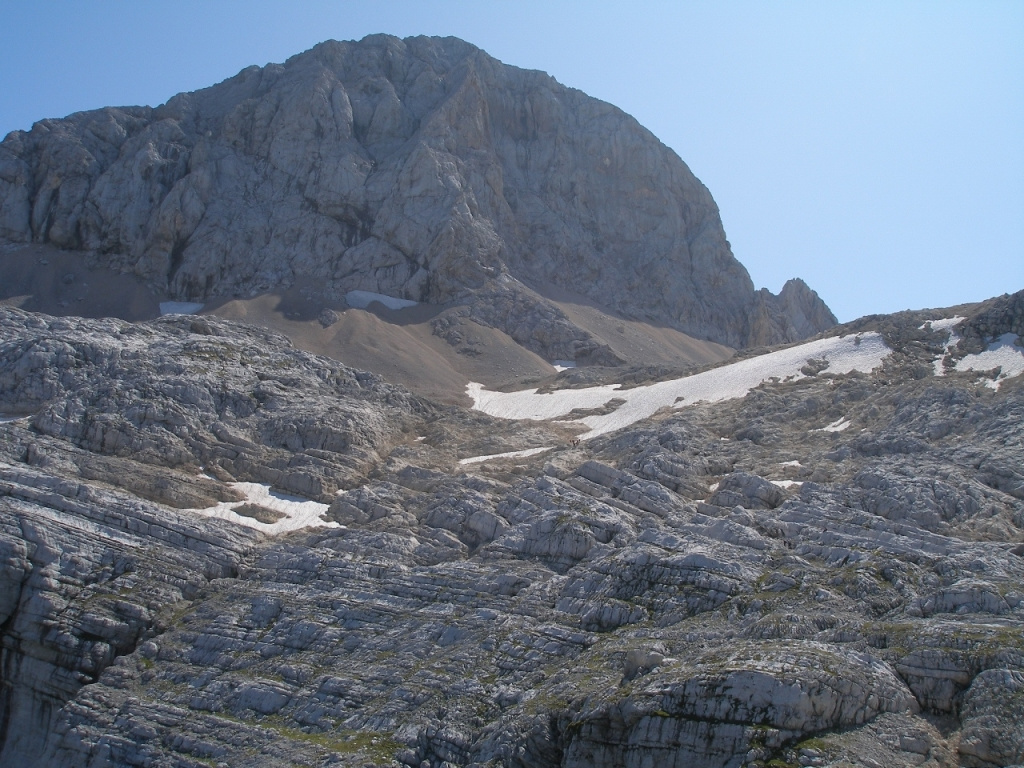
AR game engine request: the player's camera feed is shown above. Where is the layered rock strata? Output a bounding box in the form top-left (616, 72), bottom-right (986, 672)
top-left (0, 35), bottom-right (835, 360)
top-left (0, 297), bottom-right (1020, 767)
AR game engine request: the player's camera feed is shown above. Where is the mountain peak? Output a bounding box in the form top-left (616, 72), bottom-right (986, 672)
top-left (0, 35), bottom-right (835, 366)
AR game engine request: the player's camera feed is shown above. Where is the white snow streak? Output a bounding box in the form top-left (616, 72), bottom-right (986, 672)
top-left (927, 316), bottom-right (1024, 389)
top-left (925, 317), bottom-right (967, 377)
top-left (186, 482), bottom-right (338, 535)
top-left (818, 417), bottom-right (852, 432)
top-left (459, 447), bottom-right (553, 465)
top-left (920, 317), bottom-right (965, 333)
top-left (468, 332), bottom-right (890, 440)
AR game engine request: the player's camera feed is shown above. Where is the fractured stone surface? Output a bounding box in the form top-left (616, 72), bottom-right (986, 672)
top-left (0, 294), bottom-right (1021, 766)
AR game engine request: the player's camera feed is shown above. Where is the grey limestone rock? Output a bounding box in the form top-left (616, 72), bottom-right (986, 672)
top-left (0, 35), bottom-right (835, 358)
top-left (0, 307), bottom-right (429, 497)
top-left (957, 668), bottom-right (1024, 767)
top-left (0, 282), bottom-right (1021, 766)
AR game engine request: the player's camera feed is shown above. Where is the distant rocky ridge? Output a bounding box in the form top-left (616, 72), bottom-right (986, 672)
top-left (4, 31), bottom-right (1021, 768)
top-left (0, 34), bottom-right (834, 362)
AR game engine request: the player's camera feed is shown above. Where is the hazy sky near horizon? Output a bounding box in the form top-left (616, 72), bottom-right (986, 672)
top-left (1, 1), bottom-right (1021, 323)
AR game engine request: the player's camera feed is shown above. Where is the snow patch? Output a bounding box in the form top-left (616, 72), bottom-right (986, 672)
top-left (779, 460), bottom-right (803, 467)
top-left (459, 447), bottom-right (553, 465)
top-left (159, 302), bottom-right (205, 315)
top-left (953, 333), bottom-right (1024, 389)
top-left (818, 418), bottom-right (852, 432)
top-left (467, 332), bottom-right (890, 439)
top-left (771, 480), bottom-right (803, 489)
top-left (0, 413), bottom-right (28, 423)
top-left (927, 316), bottom-right (968, 377)
top-left (920, 316), bottom-right (965, 333)
top-left (929, 317), bottom-right (1024, 388)
top-left (186, 482), bottom-right (338, 534)
top-left (553, 360), bottom-right (576, 371)
top-left (345, 290), bottom-right (419, 311)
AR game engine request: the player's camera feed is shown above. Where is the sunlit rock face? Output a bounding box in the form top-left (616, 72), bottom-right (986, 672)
top-left (0, 34), bottom-right (834, 358)
top-left (0, 291), bottom-right (1021, 767)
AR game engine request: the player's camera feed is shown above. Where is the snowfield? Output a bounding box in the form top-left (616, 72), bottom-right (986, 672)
top-left (468, 332), bottom-right (891, 439)
top-left (927, 317), bottom-right (1024, 388)
top-left (187, 482), bottom-right (338, 534)
top-left (459, 447), bottom-right (554, 465)
top-left (956, 334), bottom-right (1024, 388)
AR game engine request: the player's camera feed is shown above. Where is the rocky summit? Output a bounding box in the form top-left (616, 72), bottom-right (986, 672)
top-left (0, 33), bottom-right (1022, 768)
top-left (0, 34), bottom-right (834, 371)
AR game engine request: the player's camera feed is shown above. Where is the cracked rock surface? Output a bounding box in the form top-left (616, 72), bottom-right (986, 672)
top-left (0, 294), bottom-right (1021, 767)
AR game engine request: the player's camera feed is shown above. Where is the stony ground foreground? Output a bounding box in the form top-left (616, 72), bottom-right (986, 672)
top-left (1, 293), bottom-right (1022, 767)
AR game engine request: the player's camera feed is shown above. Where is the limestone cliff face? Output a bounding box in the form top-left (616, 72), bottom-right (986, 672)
top-left (0, 34), bottom-right (834, 351)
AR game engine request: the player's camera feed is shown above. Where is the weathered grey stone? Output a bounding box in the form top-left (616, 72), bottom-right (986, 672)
top-left (0, 35), bottom-right (835, 358)
top-left (957, 668), bottom-right (1024, 767)
top-left (0, 219), bottom-right (1022, 767)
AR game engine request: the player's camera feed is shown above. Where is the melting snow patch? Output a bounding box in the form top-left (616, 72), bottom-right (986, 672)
top-left (954, 333), bottom-right (1024, 389)
top-left (818, 418), bottom-right (852, 432)
top-left (552, 360), bottom-right (577, 371)
top-left (345, 290), bottom-right (419, 311)
top-left (468, 332), bottom-right (890, 439)
top-left (929, 317), bottom-right (1024, 388)
top-left (459, 447), bottom-right (553, 465)
top-left (771, 480), bottom-right (803, 489)
top-left (0, 414), bottom-right (28, 423)
top-left (186, 482), bottom-right (338, 534)
top-left (927, 316), bottom-right (967, 377)
top-left (779, 460), bottom-right (803, 467)
top-left (159, 302), bottom-right (205, 315)
top-left (920, 317), bottom-right (965, 333)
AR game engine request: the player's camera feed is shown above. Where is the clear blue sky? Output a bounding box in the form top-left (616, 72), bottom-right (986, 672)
top-left (2, 1), bottom-right (1021, 322)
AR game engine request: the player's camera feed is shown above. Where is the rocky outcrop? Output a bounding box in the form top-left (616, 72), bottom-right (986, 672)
top-left (0, 301), bottom-right (1020, 766)
top-left (957, 669), bottom-right (1024, 766)
top-left (0, 308), bottom-right (430, 497)
top-left (748, 278), bottom-right (838, 348)
top-left (0, 460), bottom-right (260, 766)
top-left (0, 35), bottom-right (834, 357)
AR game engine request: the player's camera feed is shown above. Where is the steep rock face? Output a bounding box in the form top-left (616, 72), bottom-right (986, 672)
top-left (747, 278), bottom-right (838, 348)
top-left (0, 461), bottom-right (260, 767)
top-left (0, 34), bottom-right (834, 353)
